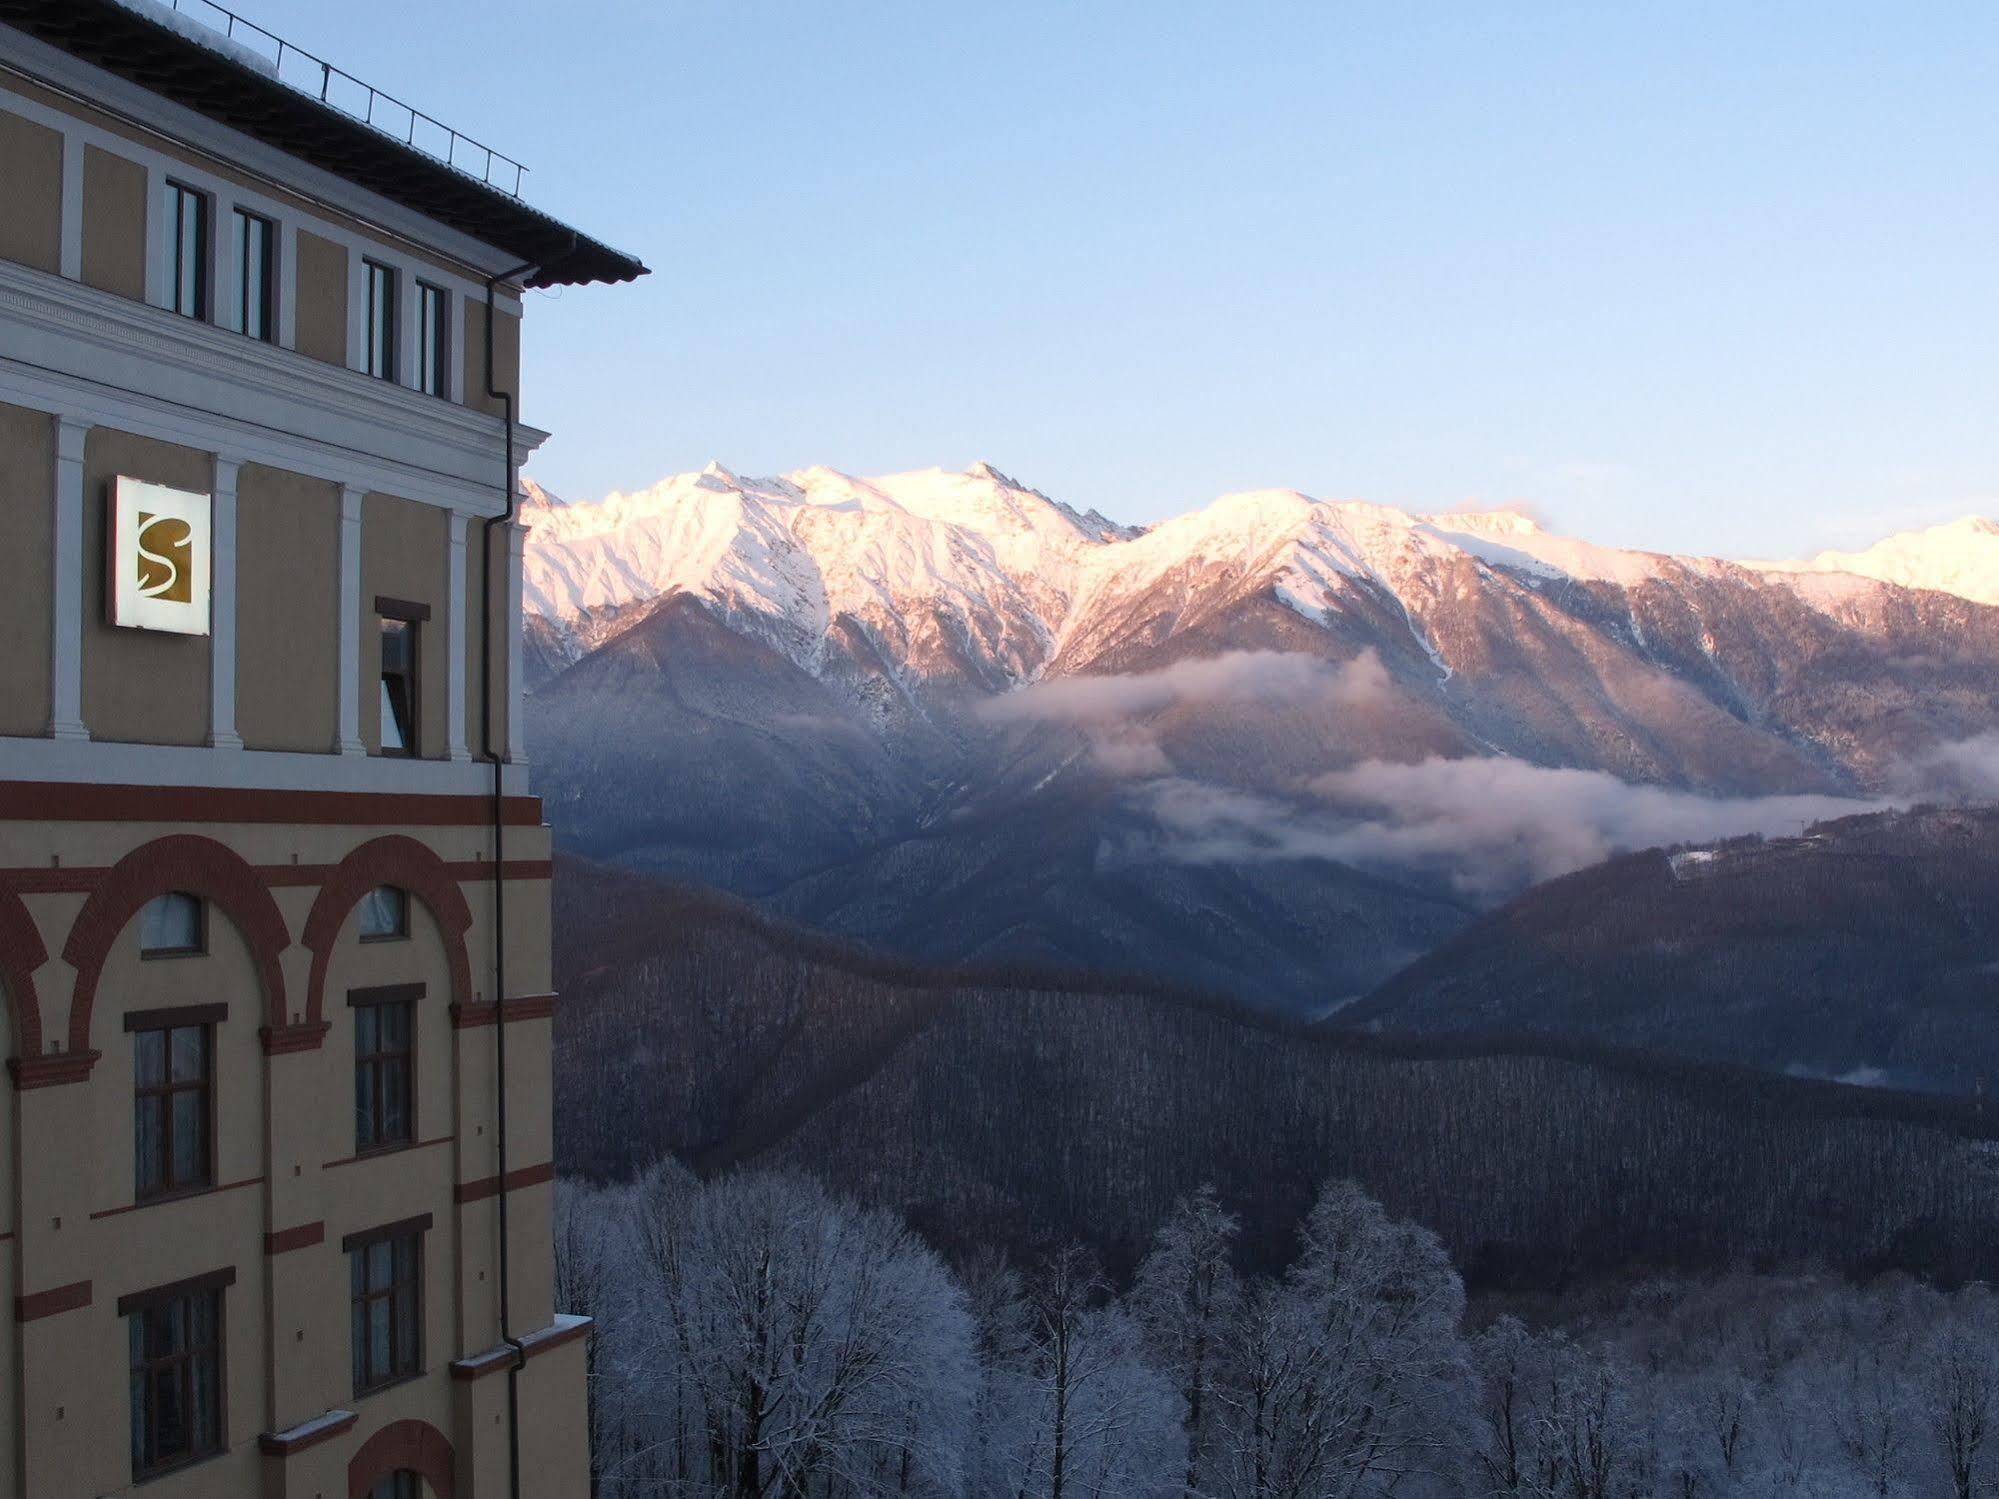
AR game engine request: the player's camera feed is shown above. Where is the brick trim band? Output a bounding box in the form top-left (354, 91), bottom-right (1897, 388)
top-left (0, 780), bottom-right (542, 827)
top-left (449, 992), bottom-right (556, 1028)
top-left (16, 1279), bottom-right (91, 1323)
top-left (453, 1161), bottom-right (554, 1205)
top-left (264, 1222), bottom-right (326, 1256)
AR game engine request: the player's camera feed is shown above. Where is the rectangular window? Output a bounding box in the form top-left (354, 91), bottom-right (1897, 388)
top-left (348, 1221), bottom-right (426, 1394)
top-left (234, 209), bottom-right (275, 342)
top-left (364, 259), bottom-right (397, 379)
top-left (378, 617), bottom-right (417, 755)
top-left (352, 988), bottom-right (415, 1152)
top-left (416, 281), bottom-right (449, 397)
top-left (131, 1014), bottom-right (215, 1199)
top-left (376, 598), bottom-right (429, 756)
top-left (164, 181), bottom-right (209, 320)
top-left (125, 1276), bottom-right (228, 1480)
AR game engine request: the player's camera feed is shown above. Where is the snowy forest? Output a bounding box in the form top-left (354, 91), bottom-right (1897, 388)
top-left (555, 1168), bottom-right (1998, 1499)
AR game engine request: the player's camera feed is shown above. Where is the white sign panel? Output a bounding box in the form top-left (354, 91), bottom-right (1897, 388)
top-left (109, 476), bottom-right (211, 635)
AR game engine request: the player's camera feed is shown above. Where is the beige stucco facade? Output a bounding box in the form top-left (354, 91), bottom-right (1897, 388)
top-left (0, 9), bottom-right (632, 1496)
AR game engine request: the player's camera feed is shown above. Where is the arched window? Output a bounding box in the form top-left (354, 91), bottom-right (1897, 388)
top-left (367, 1473), bottom-right (422, 1499)
top-left (358, 885), bottom-right (409, 942)
top-left (139, 891), bottom-right (204, 956)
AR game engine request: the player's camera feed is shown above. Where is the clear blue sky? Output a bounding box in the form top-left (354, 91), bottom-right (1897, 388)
top-left (243, 0), bottom-right (1998, 556)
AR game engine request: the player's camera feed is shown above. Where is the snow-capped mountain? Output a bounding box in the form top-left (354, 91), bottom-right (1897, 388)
top-left (1757, 515), bottom-right (1999, 607)
top-left (520, 463), bottom-right (1999, 1011)
top-left (524, 463), bottom-right (1996, 686)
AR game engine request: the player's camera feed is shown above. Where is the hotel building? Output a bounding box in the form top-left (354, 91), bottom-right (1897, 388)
top-left (0, 3), bottom-right (644, 1495)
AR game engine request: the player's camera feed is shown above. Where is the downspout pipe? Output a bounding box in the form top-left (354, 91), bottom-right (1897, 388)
top-left (480, 239), bottom-right (567, 1499)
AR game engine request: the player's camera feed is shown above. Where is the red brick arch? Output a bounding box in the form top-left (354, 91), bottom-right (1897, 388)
top-left (302, 836), bottom-right (473, 1028)
top-left (348, 1418), bottom-right (455, 1499)
top-left (0, 887), bottom-right (49, 1065)
top-left (63, 834), bottom-right (291, 1057)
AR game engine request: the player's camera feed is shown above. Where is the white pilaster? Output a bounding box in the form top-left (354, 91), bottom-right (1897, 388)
top-left (276, 218), bottom-right (298, 351)
top-left (334, 484), bottom-right (365, 755)
top-left (58, 134), bottom-right (83, 281)
top-left (49, 416), bottom-right (90, 742)
top-left (143, 161), bottom-right (167, 309)
top-left (207, 456), bottom-right (242, 749)
top-left (345, 251), bottom-right (367, 372)
top-left (397, 268), bottom-right (421, 392)
top-left (447, 291), bottom-right (466, 407)
top-left (505, 515), bottom-right (527, 765)
top-left (446, 510), bottom-right (470, 762)
top-left (213, 199), bottom-right (240, 334)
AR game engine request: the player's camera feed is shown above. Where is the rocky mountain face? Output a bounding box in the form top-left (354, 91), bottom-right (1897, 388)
top-left (522, 464), bottom-right (1999, 1011)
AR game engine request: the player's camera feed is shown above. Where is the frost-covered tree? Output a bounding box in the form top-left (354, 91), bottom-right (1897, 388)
top-left (1002, 1244), bottom-right (1183, 1499)
top-left (1920, 1317), bottom-right (1995, 1499)
top-left (623, 1166), bottom-right (976, 1499)
top-left (1133, 1185), bottom-right (1241, 1498)
top-left (1211, 1179), bottom-right (1469, 1499)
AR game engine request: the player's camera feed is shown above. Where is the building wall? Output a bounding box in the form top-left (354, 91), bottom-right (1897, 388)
top-left (293, 228), bottom-right (349, 366)
top-left (0, 109), bottom-right (61, 272)
top-left (235, 464), bottom-right (340, 753)
top-left (79, 142), bottom-right (146, 298)
top-left (0, 807), bottom-right (573, 1499)
top-left (0, 26), bottom-right (592, 1496)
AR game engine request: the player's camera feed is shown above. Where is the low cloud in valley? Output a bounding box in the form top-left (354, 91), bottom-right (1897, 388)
top-left (1129, 757), bottom-right (1889, 899)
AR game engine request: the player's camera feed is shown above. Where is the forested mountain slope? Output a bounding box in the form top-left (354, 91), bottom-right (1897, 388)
top-left (551, 857), bottom-right (1999, 1291)
top-left (1349, 805), bottom-right (1999, 1093)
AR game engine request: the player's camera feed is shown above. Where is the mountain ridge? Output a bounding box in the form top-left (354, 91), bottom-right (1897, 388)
top-left (521, 462), bottom-right (1999, 1015)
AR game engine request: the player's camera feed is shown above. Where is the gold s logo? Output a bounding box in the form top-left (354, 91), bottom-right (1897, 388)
top-left (110, 477), bottom-right (210, 635)
top-left (134, 511), bottom-right (194, 603)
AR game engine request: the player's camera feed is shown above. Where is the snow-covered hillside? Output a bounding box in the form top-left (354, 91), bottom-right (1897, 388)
top-left (522, 461), bottom-right (1993, 684)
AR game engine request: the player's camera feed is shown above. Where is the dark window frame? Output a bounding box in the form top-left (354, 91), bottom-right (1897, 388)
top-left (164, 179), bottom-right (209, 320)
top-left (347, 1217), bottom-right (429, 1396)
top-left (130, 1009), bottom-right (218, 1202)
top-left (363, 258), bottom-right (398, 380)
top-left (374, 600), bottom-right (428, 758)
top-left (122, 1267), bottom-right (233, 1482)
top-left (350, 983), bottom-right (421, 1155)
top-left (138, 891), bottom-right (206, 960)
top-left (416, 280), bottom-right (450, 398)
top-left (233, 207), bottom-right (276, 343)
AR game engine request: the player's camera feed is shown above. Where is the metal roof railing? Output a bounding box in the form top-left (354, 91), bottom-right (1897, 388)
top-left (158, 0), bottom-right (529, 196)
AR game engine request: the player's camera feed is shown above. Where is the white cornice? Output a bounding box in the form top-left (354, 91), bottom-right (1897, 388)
top-left (0, 259), bottom-right (548, 513)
